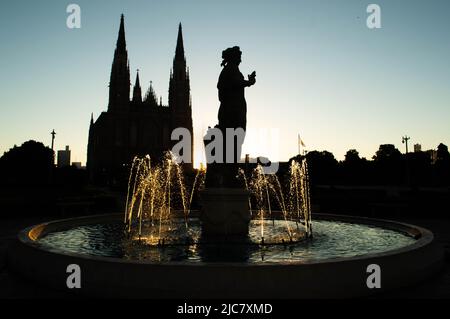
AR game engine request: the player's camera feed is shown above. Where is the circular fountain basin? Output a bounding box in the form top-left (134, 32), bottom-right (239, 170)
top-left (8, 213), bottom-right (443, 298)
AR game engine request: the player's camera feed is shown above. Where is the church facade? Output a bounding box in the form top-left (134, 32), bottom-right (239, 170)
top-left (87, 15), bottom-right (193, 185)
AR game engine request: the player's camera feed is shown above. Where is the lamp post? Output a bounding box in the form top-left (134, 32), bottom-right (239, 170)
top-left (51, 129), bottom-right (56, 165)
top-left (402, 135), bottom-right (410, 154)
top-left (402, 135), bottom-right (411, 186)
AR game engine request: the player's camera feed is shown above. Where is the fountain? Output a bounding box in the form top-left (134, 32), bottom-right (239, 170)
top-left (7, 152), bottom-right (444, 297)
top-left (7, 46), bottom-right (444, 298)
top-left (123, 152), bottom-right (311, 249)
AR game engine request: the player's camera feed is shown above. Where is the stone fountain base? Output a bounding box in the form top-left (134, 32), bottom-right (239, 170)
top-left (8, 213), bottom-right (444, 298)
top-left (200, 188), bottom-right (251, 236)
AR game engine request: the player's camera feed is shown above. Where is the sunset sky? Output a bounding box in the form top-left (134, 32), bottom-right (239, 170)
top-left (1, 0), bottom-right (449, 167)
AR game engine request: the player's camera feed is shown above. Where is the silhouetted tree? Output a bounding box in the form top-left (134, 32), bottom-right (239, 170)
top-left (342, 149), bottom-right (369, 185)
top-left (436, 143), bottom-right (450, 162)
top-left (406, 151), bottom-right (432, 186)
top-left (372, 144), bottom-right (404, 185)
top-left (344, 149), bottom-right (361, 163)
top-left (373, 144), bottom-right (402, 162)
top-left (283, 142), bottom-right (449, 188)
top-left (0, 140), bottom-right (53, 185)
top-left (304, 151), bottom-right (338, 185)
top-left (435, 143), bottom-right (450, 186)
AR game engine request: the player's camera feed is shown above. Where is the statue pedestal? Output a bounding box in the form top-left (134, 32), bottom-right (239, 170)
top-left (200, 188), bottom-right (251, 237)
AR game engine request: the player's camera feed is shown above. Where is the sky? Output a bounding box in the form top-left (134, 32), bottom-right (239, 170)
top-left (0, 0), bottom-right (449, 167)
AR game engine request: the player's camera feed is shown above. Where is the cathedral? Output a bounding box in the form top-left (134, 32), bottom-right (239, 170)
top-left (87, 15), bottom-right (193, 185)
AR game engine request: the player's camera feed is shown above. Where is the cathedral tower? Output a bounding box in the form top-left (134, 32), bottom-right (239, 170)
top-left (108, 14), bottom-right (131, 111)
top-left (169, 23), bottom-right (194, 167)
top-left (88, 17), bottom-right (194, 185)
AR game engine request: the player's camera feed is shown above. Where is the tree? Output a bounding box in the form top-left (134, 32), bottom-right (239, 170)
top-left (304, 150), bottom-right (338, 185)
top-left (372, 144), bottom-right (404, 185)
top-left (436, 143), bottom-right (450, 162)
top-left (435, 143), bottom-right (450, 186)
top-left (0, 140), bottom-right (53, 185)
top-left (342, 149), bottom-right (369, 185)
top-left (344, 149), bottom-right (361, 164)
top-left (373, 144), bottom-right (402, 162)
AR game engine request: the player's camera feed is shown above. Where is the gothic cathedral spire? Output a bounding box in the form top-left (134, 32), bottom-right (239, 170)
top-left (169, 23), bottom-right (193, 167)
top-left (132, 70), bottom-right (142, 104)
top-left (108, 14), bottom-right (131, 111)
top-left (116, 14), bottom-right (126, 52)
top-left (175, 23), bottom-right (185, 64)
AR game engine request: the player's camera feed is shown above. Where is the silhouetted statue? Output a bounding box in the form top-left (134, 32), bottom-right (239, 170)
top-left (205, 46), bottom-right (256, 187)
top-left (217, 46), bottom-right (256, 133)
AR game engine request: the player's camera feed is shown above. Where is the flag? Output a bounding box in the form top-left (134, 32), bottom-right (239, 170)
top-left (298, 134), bottom-right (306, 147)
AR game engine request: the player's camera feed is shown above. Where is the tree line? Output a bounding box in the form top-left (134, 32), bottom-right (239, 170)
top-left (1, 140), bottom-right (449, 188)
top-left (285, 143), bottom-right (450, 187)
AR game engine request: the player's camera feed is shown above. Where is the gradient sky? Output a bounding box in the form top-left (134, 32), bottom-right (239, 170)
top-left (1, 0), bottom-right (449, 166)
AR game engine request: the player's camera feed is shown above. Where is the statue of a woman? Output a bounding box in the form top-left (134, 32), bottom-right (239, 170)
top-left (204, 46), bottom-right (256, 188)
top-left (218, 46), bottom-right (256, 132)
top-left (200, 47), bottom-right (255, 235)
top-left (217, 46), bottom-right (256, 163)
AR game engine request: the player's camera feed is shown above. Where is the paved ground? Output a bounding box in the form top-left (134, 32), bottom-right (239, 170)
top-left (378, 218), bottom-right (450, 298)
top-left (0, 216), bottom-right (449, 299)
top-left (0, 217), bottom-right (76, 298)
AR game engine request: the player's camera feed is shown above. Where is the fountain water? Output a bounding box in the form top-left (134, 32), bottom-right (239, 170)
top-left (124, 152), bottom-right (205, 245)
top-left (240, 160), bottom-right (313, 243)
top-left (123, 152), bottom-right (312, 247)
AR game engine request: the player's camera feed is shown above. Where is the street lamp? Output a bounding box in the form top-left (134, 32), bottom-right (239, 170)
top-left (402, 135), bottom-right (410, 154)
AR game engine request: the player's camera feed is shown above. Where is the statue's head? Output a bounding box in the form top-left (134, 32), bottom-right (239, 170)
top-left (221, 46), bottom-right (242, 67)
